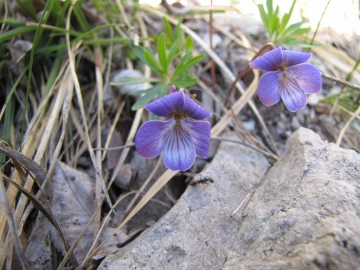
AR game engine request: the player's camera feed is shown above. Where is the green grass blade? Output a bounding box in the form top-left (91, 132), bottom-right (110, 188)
top-left (21, 0), bottom-right (55, 148)
top-left (0, 26), bottom-right (37, 43)
top-left (44, 48), bottom-right (63, 96)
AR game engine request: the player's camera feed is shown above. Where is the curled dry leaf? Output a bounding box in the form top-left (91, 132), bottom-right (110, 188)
top-left (50, 161), bottom-right (96, 263)
top-left (50, 161), bottom-right (129, 264)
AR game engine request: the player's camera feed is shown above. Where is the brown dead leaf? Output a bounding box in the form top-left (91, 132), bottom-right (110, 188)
top-left (50, 161), bottom-right (95, 263)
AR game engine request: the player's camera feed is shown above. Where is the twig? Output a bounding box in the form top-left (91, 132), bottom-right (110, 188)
top-left (211, 136), bottom-right (278, 160)
top-left (231, 167), bottom-right (268, 216)
top-left (209, 0), bottom-right (216, 94)
top-left (93, 143), bottom-right (135, 151)
top-left (321, 72), bottom-right (360, 91)
top-left (336, 104), bottom-right (360, 146)
top-left (308, 0), bottom-right (332, 51)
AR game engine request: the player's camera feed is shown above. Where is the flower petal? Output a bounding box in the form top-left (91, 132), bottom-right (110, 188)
top-left (180, 93), bottom-right (212, 120)
top-left (286, 64), bottom-right (322, 94)
top-left (182, 119), bottom-right (211, 158)
top-left (144, 92), bottom-right (184, 117)
top-left (144, 91), bottom-right (211, 120)
top-left (135, 119), bottom-right (174, 158)
top-left (282, 50), bottom-right (311, 66)
top-left (249, 47), bottom-right (283, 71)
top-left (257, 71), bottom-right (281, 106)
top-left (162, 125), bottom-right (196, 171)
top-left (278, 74), bottom-right (307, 112)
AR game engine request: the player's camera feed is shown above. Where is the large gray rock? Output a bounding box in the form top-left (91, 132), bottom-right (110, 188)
top-left (99, 132), bottom-right (269, 269)
top-left (99, 128), bottom-right (360, 269)
top-left (225, 127), bottom-right (360, 269)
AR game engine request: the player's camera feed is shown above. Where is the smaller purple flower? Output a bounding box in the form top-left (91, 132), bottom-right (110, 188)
top-left (249, 47), bottom-right (322, 112)
top-left (135, 87), bottom-right (211, 171)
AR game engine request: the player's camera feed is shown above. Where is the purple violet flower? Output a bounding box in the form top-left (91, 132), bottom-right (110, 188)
top-left (249, 47), bottom-right (322, 112)
top-left (135, 87), bottom-right (212, 171)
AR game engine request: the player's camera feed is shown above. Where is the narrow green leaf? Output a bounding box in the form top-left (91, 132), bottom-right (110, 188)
top-left (168, 35), bottom-right (182, 64)
top-left (131, 84), bottom-right (164, 110)
top-left (143, 50), bottom-right (163, 75)
top-left (283, 27), bottom-right (310, 37)
top-left (157, 33), bottom-right (168, 72)
top-left (184, 37), bottom-right (194, 51)
top-left (279, 0), bottom-right (296, 33)
top-left (73, 1), bottom-right (90, 31)
top-left (163, 17), bottom-right (174, 43)
top-left (0, 26), bottom-right (37, 43)
top-left (346, 57), bottom-right (360, 81)
top-left (82, 38), bottom-right (128, 45)
top-left (258, 4), bottom-right (270, 30)
top-left (282, 21), bottom-right (308, 35)
top-left (174, 19), bottom-right (183, 40)
top-left (171, 51), bottom-right (192, 77)
top-left (131, 43), bottom-right (147, 64)
top-left (170, 74), bottom-right (197, 88)
top-left (44, 48), bottom-right (63, 96)
top-left (110, 77), bottom-right (161, 86)
top-left (266, 0), bottom-right (273, 16)
top-left (172, 54), bottom-right (205, 77)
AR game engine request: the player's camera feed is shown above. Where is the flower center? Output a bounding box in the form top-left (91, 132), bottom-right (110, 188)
top-left (174, 112), bottom-right (183, 126)
top-left (276, 64), bottom-right (286, 72)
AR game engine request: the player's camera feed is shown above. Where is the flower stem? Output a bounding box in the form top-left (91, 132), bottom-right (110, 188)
top-left (225, 43), bottom-right (276, 107)
top-left (321, 73), bottom-right (360, 91)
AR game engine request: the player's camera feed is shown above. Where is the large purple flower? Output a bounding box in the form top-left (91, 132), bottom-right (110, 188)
top-left (249, 47), bottom-right (322, 112)
top-left (135, 89), bottom-right (211, 171)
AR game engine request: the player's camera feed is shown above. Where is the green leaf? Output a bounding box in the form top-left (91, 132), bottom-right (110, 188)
top-left (282, 21), bottom-right (307, 35)
top-left (111, 77), bottom-right (161, 86)
top-left (157, 33), bottom-right (168, 72)
top-left (131, 43), bottom-right (148, 65)
top-left (143, 49), bottom-right (163, 75)
top-left (170, 74), bottom-right (197, 88)
top-left (163, 17), bottom-right (174, 43)
top-left (258, 4), bottom-right (270, 31)
top-left (172, 54), bottom-right (205, 78)
top-left (266, 0), bottom-right (273, 16)
top-left (279, 0), bottom-right (296, 32)
top-left (168, 35), bottom-right (182, 64)
top-left (174, 19), bottom-right (183, 40)
top-left (0, 26), bottom-right (37, 43)
top-left (184, 37), bottom-right (194, 51)
top-left (131, 84), bottom-right (164, 110)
